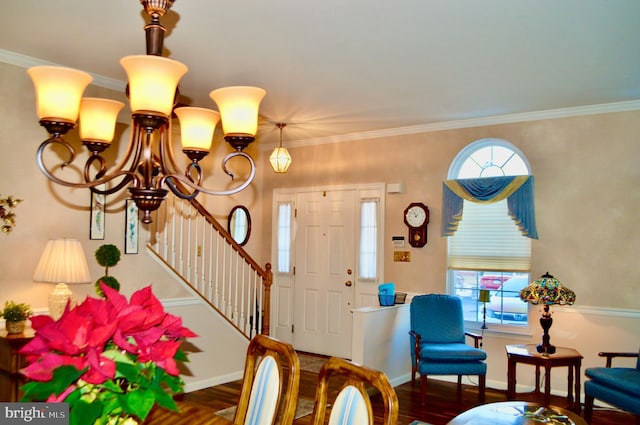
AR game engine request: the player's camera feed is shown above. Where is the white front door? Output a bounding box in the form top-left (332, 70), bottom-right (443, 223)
top-left (293, 189), bottom-right (356, 358)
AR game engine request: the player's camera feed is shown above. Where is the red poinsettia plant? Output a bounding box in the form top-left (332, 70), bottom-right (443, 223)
top-left (20, 282), bottom-right (197, 425)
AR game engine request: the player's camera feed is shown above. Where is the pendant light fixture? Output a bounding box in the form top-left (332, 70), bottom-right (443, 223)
top-left (269, 123), bottom-right (292, 173)
top-left (27, 0), bottom-right (266, 224)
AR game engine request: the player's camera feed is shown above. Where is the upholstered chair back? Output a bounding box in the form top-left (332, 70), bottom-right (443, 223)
top-left (328, 385), bottom-right (369, 425)
top-left (410, 294), bottom-right (466, 344)
top-left (244, 355), bottom-right (280, 425)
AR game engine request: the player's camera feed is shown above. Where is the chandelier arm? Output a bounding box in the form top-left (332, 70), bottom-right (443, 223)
top-left (89, 173), bottom-right (138, 196)
top-left (36, 136), bottom-right (127, 190)
top-left (85, 124), bottom-right (146, 194)
top-left (84, 154), bottom-right (108, 181)
top-left (164, 177), bottom-right (200, 200)
top-left (222, 151), bottom-right (256, 184)
top-left (161, 162), bottom-right (203, 200)
top-left (37, 116), bottom-right (151, 192)
top-left (185, 161), bottom-right (204, 186)
top-left (102, 121), bottom-right (147, 183)
top-left (161, 152), bottom-right (256, 197)
top-left (159, 119), bottom-right (182, 175)
top-left (36, 136), bottom-right (77, 182)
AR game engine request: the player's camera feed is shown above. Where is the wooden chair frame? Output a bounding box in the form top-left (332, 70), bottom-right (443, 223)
top-left (233, 334), bottom-right (301, 425)
top-left (310, 357), bottom-right (399, 425)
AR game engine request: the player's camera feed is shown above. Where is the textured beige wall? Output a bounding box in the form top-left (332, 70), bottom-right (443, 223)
top-left (260, 110), bottom-right (640, 310)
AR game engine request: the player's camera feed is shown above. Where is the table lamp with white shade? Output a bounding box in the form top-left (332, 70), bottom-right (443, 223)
top-left (33, 239), bottom-right (91, 320)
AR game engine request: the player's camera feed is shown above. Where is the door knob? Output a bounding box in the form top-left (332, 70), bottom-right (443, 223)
top-left (347, 268), bottom-right (353, 275)
top-left (345, 280), bottom-right (353, 287)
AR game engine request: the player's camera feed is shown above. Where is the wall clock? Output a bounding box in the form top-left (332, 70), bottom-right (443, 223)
top-left (403, 202), bottom-right (429, 247)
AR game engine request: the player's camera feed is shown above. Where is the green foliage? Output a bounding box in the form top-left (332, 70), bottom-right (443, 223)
top-left (95, 276), bottom-right (121, 298)
top-left (23, 348), bottom-right (186, 424)
top-left (94, 244), bottom-right (121, 268)
top-left (0, 300), bottom-right (32, 321)
top-left (94, 244), bottom-right (122, 297)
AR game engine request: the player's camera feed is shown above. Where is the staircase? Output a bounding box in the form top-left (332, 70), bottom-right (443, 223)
top-left (145, 194), bottom-right (272, 339)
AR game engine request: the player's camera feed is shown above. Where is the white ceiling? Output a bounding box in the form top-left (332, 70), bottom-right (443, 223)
top-left (2, 0), bottom-right (639, 147)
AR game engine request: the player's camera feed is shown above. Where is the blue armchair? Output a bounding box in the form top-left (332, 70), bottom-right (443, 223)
top-left (584, 348), bottom-right (640, 424)
top-left (409, 294), bottom-right (487, 404)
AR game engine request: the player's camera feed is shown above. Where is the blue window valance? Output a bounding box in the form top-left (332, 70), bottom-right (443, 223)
top-left (441, 175), bottom-right (539, 239)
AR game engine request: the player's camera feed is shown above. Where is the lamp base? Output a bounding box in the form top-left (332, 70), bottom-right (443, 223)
top-left (537, 305), bottom-right (556, 355)
top-left (537, 343), bottom-right (556, 355)
top-left (49, 283), bottom-right (77, 320)
top-left (481, 304), bottom-right (488, 329)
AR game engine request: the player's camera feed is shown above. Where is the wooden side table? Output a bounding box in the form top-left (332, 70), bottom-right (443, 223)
top-left (0, 329), bottom-right (34, 402)
top-left (505, 344), bottom-right (583, 412)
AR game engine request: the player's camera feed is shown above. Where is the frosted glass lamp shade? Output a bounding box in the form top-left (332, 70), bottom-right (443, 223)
top-left (79, 98), bottom-right (125, 143)
top-left (27, 66), bottom-right (93, 123)
top-left (120, 55), bottom-right (188, 117)
top-left (269, 146), bottom-right (292, 173)
top-left (33, 239), bottom-right (91, 320)
top-left (174, 107), bottom-right (221, 152)
top-left (209, 86), bottom-right (266, 136)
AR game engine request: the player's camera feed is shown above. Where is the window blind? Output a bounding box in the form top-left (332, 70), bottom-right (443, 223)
top-left (447, 199), bottom-right (531, 271)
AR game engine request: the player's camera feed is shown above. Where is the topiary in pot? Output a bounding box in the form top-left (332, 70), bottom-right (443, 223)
top-left (94, 244), bottom-right (121, 297)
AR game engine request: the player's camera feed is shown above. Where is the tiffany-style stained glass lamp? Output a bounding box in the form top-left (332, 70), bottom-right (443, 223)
top-left (520, 272), bottom-right (576, 355)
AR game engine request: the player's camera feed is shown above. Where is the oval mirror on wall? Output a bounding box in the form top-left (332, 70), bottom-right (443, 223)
top-left (228, 205), bottom-right (251, 246)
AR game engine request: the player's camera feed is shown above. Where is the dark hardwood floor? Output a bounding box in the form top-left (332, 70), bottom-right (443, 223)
top-left (147, 356), bottom-right (635, 425)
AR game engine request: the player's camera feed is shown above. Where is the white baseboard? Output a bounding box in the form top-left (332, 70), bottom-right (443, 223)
top-left (183, 370), bottom-right (244, 393)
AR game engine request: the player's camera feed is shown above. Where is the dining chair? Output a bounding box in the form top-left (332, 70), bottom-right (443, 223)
top-left (232, 334), bottom-right (301, 425)
top-left (309, 357), bottom-right (399, 425)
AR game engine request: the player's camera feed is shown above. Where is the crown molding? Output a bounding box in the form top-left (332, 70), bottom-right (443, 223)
top-left (0, 48), bottom-right (125, 92)
top-left (272, 100), bottom-right (640, 150)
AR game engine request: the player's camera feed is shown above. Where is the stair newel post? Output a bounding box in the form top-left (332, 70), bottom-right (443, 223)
top-left (262, 263), bottom-right (273, 335)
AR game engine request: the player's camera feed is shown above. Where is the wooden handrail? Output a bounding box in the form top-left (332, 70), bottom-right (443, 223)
top-left (185, 195), bottom-right (272, 335)
top-left (187, 197), bottom-right (268, 279)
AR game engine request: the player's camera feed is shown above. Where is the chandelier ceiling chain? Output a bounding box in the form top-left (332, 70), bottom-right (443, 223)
top-left (27, 0), bottom-right (266, 224)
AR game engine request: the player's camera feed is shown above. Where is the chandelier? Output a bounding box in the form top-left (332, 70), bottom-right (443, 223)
top-left (27, 0), bottom-right (265, 224)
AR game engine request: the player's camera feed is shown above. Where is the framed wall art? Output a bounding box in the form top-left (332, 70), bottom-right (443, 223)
top-left (90, 187), bottom-right (106, 240)
top-left (124, 199), bottom-right (139, 254)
